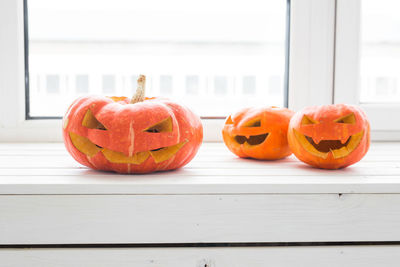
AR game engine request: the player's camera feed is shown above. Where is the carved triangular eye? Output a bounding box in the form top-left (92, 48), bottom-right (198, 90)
top-left (144, 117), bottom-right (173, 133)
top-left (301, 115), bottom-right (318, 125)
top-left (243, 118), bottom-right (261, 127)
top-left (82, 109), bottom-right (107, 130)
top-left (335, 113), bottom-right (356, 124)
top-left (225, 116), bottom-right (234, 124)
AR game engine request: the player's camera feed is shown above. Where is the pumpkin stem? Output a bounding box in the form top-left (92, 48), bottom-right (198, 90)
top-left (131, 75), bottom-right (146, 104)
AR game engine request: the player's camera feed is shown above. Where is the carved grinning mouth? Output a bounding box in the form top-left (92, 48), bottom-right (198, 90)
top-left (293, 130), bottom-right (364, 159)
top-left (102, 141), bottom-right (188, 164)
top-left (69, 132), bottom-right (187, 164)
top-left (234, 133), bottom-right (269, 145)
top-left (305, 135), bottom-right (351, 153)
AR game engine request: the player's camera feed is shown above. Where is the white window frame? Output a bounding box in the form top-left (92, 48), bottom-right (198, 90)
top-left (334, 0), bottom-right (400, 140)
top-left (0, 0), bottom-right (345, 142)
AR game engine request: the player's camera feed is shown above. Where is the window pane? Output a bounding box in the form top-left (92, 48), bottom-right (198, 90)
top-left (186, 75), bottom-right (199, 95)
top-left (45, 75), bottom-right (60, 94)
top-left (360, 0), bottom-right (400, 103)
top-left (76, 75), bottom-right (89, 94)
top-left (242, 76), bottom-right (256, 95)
top-left (159, 75), bottom-right (173, 95)
top-left (27, 0), bottom-right (288, 117)
top-left (214, 76), bottom-right (228, 96)
top-left (102, 75), bottom-right (116, 94)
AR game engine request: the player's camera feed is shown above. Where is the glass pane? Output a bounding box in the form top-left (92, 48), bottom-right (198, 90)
top-left (75, 75), bottom-right (89, 94)
top-left (27, 0), bottom-right (288, 117)
top-left (360, 0), bottom-right (400, 103)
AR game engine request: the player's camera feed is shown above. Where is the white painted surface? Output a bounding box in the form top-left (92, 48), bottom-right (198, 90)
top-left (0, 142), bottom-right (399, 194)
top-left (334, 0), bottom-right (360, 106)
top-left (0, 0), bottom-right (25, 128)
top-left (2, 193), bottom-right (400, 244)
top-left (2, 246), bottom-right (400, 267)
top-left (288, 0), bottom-right (335, 111)
top-left (0, 143), bottom-right (399, 244)
top-left (334, 0), bottom-right (400, 139)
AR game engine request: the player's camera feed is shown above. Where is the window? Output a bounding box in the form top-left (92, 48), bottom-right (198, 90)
top-left (25, 0), bottom-right (288, 118)
top-left (1, 0), bottom-right (399, 141)
top-left (359, 0), bottom-right (400, 103)
top-left (334, 0), bottom-right (400, 137)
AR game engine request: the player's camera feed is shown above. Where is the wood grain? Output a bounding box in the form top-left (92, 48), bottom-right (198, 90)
top-left (0, 143), bottom-right (400, 194)
top-left (2, 246), bottom-right (400, 267)
top-left (1, 194), bottom-right (400, 244)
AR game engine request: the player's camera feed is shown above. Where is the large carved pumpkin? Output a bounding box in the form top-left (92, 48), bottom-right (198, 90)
top-left (63, 75), bottom-right (203, 173)
top-left (222, 107), bottom-right (294, 160)
top-left (288, 104), bottom-right (370, 169)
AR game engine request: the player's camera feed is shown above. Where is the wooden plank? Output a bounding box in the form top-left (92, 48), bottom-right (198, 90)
top-left (1, 246), bottom-right (400, 267)
top-left (0, 159), bottom-right (399, 171)
top-left (0, 169), bottom-right (399, 194)
top-left (2, 175), bottom-right (400, 194)
top-left (1, 194), bottom-right (400, 244)
top-left (0, 142), bottom-right (399, 154)
top-left (1, 157), bottom-right (399, 169)
top-left (0, 141), bottom-right (389, 149)
top-left (0, 148), bottom-right (399, 156)
top-left (2, 154), bottom-right (400, 164)
top-left (0, 150), bottom-right (399, 162)
top-left (1, 164), bottom-right (399, 177)
top-left (0, 142), bottom-right (399, 195)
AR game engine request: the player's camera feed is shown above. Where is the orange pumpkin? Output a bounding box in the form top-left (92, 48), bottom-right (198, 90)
top-left (288, 104), bottom-right (370, 169)
top-left (63, 75), bottom-right (203, 174)
top-left (222, 107), bottom-right (294, 160)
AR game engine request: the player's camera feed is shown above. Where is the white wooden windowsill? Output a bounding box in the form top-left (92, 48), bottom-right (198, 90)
top-left (0, 142), bottom-right (399, 195)
top-left (1, 142), bottom-right (400, 266)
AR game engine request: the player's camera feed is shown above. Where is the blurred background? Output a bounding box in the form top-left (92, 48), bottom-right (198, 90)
top-left (26, 0), bottom-right (400, 118)
top-left (27, 0), bottom-right (287, 117)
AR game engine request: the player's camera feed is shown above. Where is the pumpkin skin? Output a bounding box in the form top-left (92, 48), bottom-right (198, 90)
top-left (288, 104), bottom-right (370, 169)
top-left (222, 107), bottom-right (294, 160)
top-left (63, 93), bottom-right (203, 174)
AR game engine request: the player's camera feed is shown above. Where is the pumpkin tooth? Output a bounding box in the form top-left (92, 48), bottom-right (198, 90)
top-left (331, 146), bottom-right (350, 159)
top-left (102, 149), bottom-right (150, 164)
top-left (149, 139), bottom-right (188, 163)
top-left (293, 130), bottom-right (328, 159)
top-left (341, 136), bottom-right (349, 144)
top-left (312, 135), bottom-right (322, 145)
top-left (345, 131), bottom-right (364, 153)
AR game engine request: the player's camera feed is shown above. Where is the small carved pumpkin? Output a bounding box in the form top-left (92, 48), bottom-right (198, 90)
top-left (288, 104), bottom-right (370, 169)
top-left (63, 75), bottom-right (203, 173)
top-left (222, 107), bottom-right (294, 160)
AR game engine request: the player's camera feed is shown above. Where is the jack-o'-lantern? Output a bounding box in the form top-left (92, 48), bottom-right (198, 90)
top-left (63, 75), bottom-right (203, 174)
top-left (222, 107), bottom-right (294, 160)
top-left (288, 104), bottom-right (370, 169)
